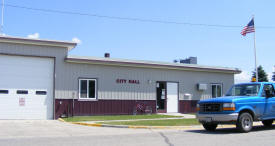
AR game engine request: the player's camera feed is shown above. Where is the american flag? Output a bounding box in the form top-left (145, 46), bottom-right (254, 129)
top-left (241, 18), bottom-right (255, 36)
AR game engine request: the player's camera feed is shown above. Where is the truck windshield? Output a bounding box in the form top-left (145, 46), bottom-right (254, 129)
top-left (225, 84), bottom-right (260, 96)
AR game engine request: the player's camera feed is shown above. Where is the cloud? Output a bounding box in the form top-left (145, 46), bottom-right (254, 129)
top-left (72, 37), bottom-right (81, 44)
top-left (27, 33), bottom-right (39, 39)
top-left (235, 70), bottom-right (251, 83)
top-left (268, 72), bottom-right (274, 82)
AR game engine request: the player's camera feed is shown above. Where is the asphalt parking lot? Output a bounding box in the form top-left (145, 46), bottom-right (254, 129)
top-left (1, 120), bottom-right (275, 146)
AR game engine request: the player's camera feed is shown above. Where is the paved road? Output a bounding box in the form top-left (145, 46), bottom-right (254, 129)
top-left (0, 120), bottom-right (275, 146)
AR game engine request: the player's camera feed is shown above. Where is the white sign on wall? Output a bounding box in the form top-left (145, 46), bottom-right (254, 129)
top-left (19, 98), bottom-right (25, 106)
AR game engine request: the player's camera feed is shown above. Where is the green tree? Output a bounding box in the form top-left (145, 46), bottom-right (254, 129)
top-left (252, 65), bottom-right (268, 82)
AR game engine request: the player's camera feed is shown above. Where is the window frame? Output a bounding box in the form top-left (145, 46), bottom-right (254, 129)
top-left (261, 84), bottom-right (275, 97)
top-left (16, 90), bottom-right (28, 95)
top-left (211, 83), bottom-right (223, 98)
top-left (36, 91), bottom-right (47, 95)
top-left (78, 78), bottom-right (97, 100)
top-left (0, 90), bottom-right (9, 94)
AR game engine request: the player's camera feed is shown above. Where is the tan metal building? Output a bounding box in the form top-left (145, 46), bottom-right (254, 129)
top-left (0, 36), bottom-right (241, 119)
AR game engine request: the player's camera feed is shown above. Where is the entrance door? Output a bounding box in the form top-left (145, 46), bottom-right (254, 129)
top-left (167, 82), bottom-right (178, 113)
top-left (156, 82), bottom-right (166, 113)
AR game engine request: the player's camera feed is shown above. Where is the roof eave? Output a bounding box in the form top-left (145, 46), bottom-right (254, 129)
top-left (65, 57), bottom-right (241, 74)
top-left (0, 35), bottom-right (77, 50)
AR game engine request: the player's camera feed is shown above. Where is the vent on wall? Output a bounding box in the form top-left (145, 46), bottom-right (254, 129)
top-left (197, 83), bottom-right (207, 91)
top-left (184, 93), bottom-right (192, 100)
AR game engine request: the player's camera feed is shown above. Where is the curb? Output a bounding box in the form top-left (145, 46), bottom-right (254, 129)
top-left (58, 118), bottom-right (202, 130)
top-left (58, 118), bottom-right (200, 129)
top-left (58, 118), bottom-right (264, 130)
top-left (58, 118), bottom-right (66, 122)
top-left (73, 122), bottom-right (201, 129)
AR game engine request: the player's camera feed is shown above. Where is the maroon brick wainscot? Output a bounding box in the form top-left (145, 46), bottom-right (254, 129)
top-left (179, 100), bottom-right (199, 113)
top-left (55, 99), bottom-right (156, 119)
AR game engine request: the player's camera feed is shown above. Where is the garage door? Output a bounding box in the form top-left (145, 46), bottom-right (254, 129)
top-left (0, 55), bottom-right (54, 119)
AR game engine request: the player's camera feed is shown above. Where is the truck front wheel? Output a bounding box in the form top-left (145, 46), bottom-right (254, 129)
top-left (262, 120), bottom-right (273, 127)
top-left (237, 112), bottom-right (253, 133)
top-left (202, 123), bottom-right (218, 131)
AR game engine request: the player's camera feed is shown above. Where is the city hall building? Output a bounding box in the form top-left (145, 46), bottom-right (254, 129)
top-left (0, 36), bottom-right (241, 119)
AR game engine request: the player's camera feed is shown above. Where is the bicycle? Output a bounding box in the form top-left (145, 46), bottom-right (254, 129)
top-left (133, 101), bottom-right (152, 115)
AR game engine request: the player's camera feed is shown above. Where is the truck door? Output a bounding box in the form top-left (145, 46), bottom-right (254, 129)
top-left (262, 84), bottom-right (275, 118)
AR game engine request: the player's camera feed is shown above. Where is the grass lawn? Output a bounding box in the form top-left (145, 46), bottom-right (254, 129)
top-left (63, 114), bottom-right (182, 122)
top-left (98, 119), bottom-right (200, 126)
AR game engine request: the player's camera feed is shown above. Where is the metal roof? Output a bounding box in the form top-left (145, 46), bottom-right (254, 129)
top-left (66, 55), bottom-right (241, 74)
top-left (0, 36), bottom-right (241, 74)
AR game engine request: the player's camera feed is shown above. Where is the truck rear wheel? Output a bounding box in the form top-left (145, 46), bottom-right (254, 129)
top-left (236, 112), bottom-right (253, 133)
top-left (202, 123), bottom-right (218, 131)
top-left (262, 120), bottom-right (273, 127)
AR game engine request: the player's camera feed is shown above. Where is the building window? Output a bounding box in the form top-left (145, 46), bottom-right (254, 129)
top-left (36, 91), bottom-right (47, 95)
top-left (17, 90), bottom-right (28, 94)
top-left (0, 90), bottom-right (8, 94)
top-left (212, 84), bottom-right (222, 98)
top-left (79, 79), bottom-right (97, 99)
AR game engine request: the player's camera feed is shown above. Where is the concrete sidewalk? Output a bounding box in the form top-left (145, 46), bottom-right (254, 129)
top-left (82, 117), bottom-right (185, 124)
top-left (158, 113), bottom-right (196, 119)
top-left (78, 113), bottom-right (195, 124)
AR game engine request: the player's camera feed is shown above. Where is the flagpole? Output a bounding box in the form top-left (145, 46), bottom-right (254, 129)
top-left (253, 15), bottom-right (258, 82)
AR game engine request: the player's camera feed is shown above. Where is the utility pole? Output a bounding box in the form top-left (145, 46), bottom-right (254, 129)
top-left (1, 0), bottom-right (4, 35)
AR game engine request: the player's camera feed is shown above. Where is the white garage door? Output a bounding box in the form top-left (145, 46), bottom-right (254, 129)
top-left (0, 55), bottom-right (54, 119)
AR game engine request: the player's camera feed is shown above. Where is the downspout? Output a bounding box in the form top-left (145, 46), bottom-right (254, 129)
top-left (72, 92), bottom-right (75, 117)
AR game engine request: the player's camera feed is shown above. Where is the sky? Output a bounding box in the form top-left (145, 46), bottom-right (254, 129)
top-left (2, 0), bottom-right (275, 83)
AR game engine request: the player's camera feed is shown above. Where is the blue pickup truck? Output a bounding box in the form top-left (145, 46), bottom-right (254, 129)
top-left (196, 82), bottom-right (275, 132)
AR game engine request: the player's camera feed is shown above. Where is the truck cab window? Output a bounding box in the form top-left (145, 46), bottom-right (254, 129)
top-left (262, 84), bottom-right (275, 97)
